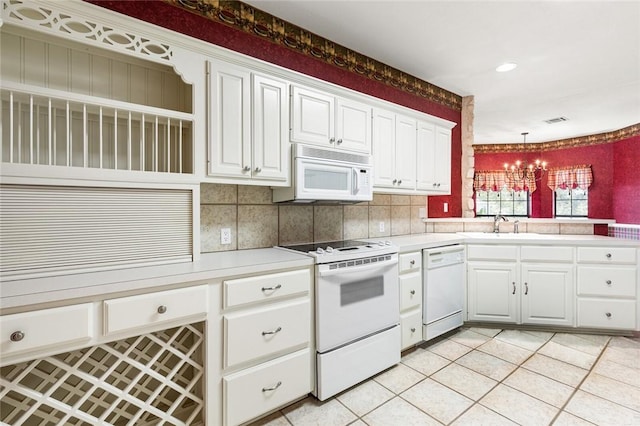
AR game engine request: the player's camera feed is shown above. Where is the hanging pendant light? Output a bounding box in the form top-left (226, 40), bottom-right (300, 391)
top-left (504, 132), bottom-right (548, 182)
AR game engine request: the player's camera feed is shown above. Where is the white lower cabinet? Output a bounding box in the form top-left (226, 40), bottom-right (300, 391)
top-left (467, 261), bottom-right (519, 323)
top-left (467, 245), bottom-right (575, 327)
top-left (222, 267), bottom-right (313, 425)
top-left (520, 263), bottom-right (574, 327)
top-left (0, 303), bottom-right (93, 361)
top-left (576, 246), bottom-right (637, 330)
top-left (398, 251), bottom-right (422, 349)
top-left (224, 349), bottom-right (311, 426)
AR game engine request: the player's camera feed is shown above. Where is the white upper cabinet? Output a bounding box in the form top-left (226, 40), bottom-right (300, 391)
top-left (291, 86), bottom-right (371, 154)
top-left (208, 61), bottom-right (289, 185)
top-left (416, 122), bottom-right (451, 194)
top-left (372, 109), bottom-right (416, 191)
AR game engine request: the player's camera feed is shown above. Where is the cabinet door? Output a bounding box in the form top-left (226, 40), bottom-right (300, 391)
top-left (335, 97), bottom-right (371, 153)
top-left (467, 262), bottom-right (518, 323)
top-left (433, 126), bottom-right (452, 193)
top-left (252, 74), bottom-right (289, 184)
top-left (208, 61), bottom-right (251, 178)
top-left (417, 123), bottom-right (451, 193)
top-left (521, 263), bottom-right (574, 327)
top-left (416, 121), bottom-right (436, 190)
top-left (291, 86), bottom-right (334, 146)
top-left (394, 114), bottom-right (417, 190)
top-left (372, 108), bottom-right (396, 188)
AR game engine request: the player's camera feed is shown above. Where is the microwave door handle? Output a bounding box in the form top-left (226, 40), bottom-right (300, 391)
top-left (353, 168), bottom-right (360, 194)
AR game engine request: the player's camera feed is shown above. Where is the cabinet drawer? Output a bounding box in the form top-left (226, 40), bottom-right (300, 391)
top-left (577, 247), bottom-right (637, 264)
top-left (577, 298), bottom-right (636, 330)
top-left (401, 310), bottom-right (423, 350)
top-left (399, 273), bottom-right (422, 311)
top-left (467, 245), bottom-right (518, 261)
top-left (399, 252), bottom-right (422, 274)
top-left (1, 304), bottom-right (93, 358)
top-left (224, 299), bottom-right (310, 368)
top-left (224, 349), bottom-right (311, 426)
top-left (521, 246), bottom-right (573, 262)
top-left (104, 285), bottom-right (208, 336)
top-left (577, 266), bottom-right (637, 297)
top-left (224, 269), bottom-right (310, 308)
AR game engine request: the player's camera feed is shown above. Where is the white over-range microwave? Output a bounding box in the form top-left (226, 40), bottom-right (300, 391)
top-left (272, 144), bottom-right (373, 203)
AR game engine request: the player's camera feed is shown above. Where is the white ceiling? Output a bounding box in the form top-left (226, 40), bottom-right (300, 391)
top-left (243, 0), bottom-right (640, 144)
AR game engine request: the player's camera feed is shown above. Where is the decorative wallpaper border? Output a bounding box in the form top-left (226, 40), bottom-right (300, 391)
top-left (474, 123), bottom-right (640, 154)
top-left (164, 0), bottom-right (462, 111)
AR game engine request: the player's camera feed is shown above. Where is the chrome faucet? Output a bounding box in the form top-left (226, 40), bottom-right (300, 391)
top-left (493, 214), bottom-right (508, 233)
top-left (514, 220), bottom-right (520, 234)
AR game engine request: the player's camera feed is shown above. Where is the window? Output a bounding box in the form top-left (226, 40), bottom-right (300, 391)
top-left (475, 187), bottom-right (529, 217)
top-left (555, 187), bottom-right (588, 217)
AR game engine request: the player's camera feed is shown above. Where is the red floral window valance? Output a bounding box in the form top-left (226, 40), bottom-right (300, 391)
top-left (474, 170), bottom-right (537, 193)
top-left (547, 165), bottom-right (593, 191)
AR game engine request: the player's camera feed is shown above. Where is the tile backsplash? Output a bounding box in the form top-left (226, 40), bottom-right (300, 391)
top-left (200, 184), bottom-right (427, 253)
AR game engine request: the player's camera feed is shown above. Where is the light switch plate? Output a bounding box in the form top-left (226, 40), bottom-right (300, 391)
top-left (379, 222), bottom-right (385, 232)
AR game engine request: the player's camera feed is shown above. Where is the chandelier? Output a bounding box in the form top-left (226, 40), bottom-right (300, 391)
top-left (503, 132), bottom-right (548, 182)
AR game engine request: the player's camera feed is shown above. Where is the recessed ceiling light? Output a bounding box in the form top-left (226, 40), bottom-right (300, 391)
top-left (496, 62), bottom-right (517, 72)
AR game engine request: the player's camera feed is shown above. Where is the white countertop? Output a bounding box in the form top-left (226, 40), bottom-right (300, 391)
top-left (372, 233), bottom-right (639, 252)
top-left (0, 248), bottom-right (314, 312)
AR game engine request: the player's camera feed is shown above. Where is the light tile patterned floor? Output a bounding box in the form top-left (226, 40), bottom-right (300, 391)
top-left (249, 328), bottom-right (640, 426)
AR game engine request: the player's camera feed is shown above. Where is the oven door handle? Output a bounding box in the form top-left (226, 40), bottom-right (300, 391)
top-left (317, 258), bottom-right (398, 277)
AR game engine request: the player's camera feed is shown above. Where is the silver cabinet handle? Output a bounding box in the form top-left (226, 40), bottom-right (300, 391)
top-left (512, 282), bottom-right (516, 295)
top-left (243, 166), bottom-right (251, 172)
top-left (392, 179), bottom-right (397, 184)
top-left (157, 305), bottom-right (167, 314)
top-left (410, 260), bottom-right (416, 266)
top-left (10, 331), bottom-right (25, 342)
top-left (524, 282), bottom-right (528, 295)
top-left (410, 327), bottom-right (416, 332)
top-left (410, 290), bottom-right (416, 295)
top-left (329, 137), bottom-right (335, 143)
top-left (337, 138), bottom-right (343, 145)
top-left (605, 312), bottom-right (612, 318)
top-left (437, 183), bottom-right (441, 187)
top-left (262, 381), bottom-right (282, 392)
top-left (261, 284), bottom-right (282, 292)
top-left (606, 280), bottom-right (612, 285)
top-left (398, 179), bottom-right (402, 184)
top-left (262, 326), bottom-right (282, 336)
top-left (255, 167), bottom-right (262, 173)
top-left (606, 253), bottom-right (612, 258)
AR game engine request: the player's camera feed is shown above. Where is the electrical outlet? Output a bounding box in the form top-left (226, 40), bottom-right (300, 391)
top-left (220, 228), bottom-right (231, 245)
top-left (444, 202), bottom-right (449, 213)
top-left (379, 221), bottom-right (385, 232)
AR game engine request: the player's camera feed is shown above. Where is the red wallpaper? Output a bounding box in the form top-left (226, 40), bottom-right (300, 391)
top-left (87, 0), bottom-right (463, 214)
top-left (613, 136), bottom-right (640, 224)
top-left (475, 137), bottom-right (640, 224)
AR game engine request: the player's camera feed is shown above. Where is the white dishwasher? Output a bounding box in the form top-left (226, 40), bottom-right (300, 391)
top-left (423, 245), bottom-right (465, 341)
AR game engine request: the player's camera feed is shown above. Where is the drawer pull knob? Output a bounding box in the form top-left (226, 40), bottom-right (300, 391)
top-left (606, 253), bottom-right (612, 258)
top-left (262, 381), bottom-right (282, 392)
top-left (157, 305), bottom-right (167, 314)
top-left (261, 284), bottom-right (282, 292)
top-left (410, 290), bottom-right (416, 295)
top-left (337, 139), bottom-right (343, 145)
top-left (605, 312), bottom-right (612, 318)
top-left (411, 327), bottom-right (416, 333)
top-left (606, 280), bottom-right (612, 285)
top-left (10, 331), bottom-right (25, 342)
top-left (512, 282), bottom-right (516, 295)
top-left (255, 167), bottom-right (262, 173)
top-left (410, 260), bottom-right (416, 266)
top-left (262, 326), bottom-right (282, 336)
top-left (524, 282), bottom-right (529, 295)
top-left (243, 166), bottom-right (251, 172)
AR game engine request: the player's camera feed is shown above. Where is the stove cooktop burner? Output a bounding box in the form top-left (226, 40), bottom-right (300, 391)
top-left (278, 239), bottom-right (397, 262)
top-left (280, 239), bottom-right (371, 253)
